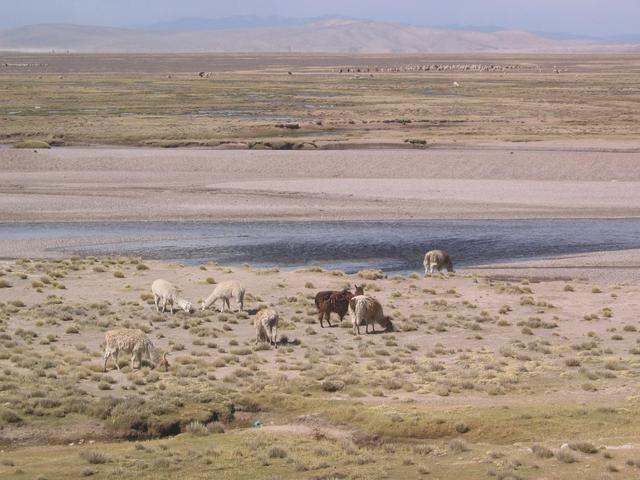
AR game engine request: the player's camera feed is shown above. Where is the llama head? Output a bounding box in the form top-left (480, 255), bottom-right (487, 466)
top-left (354, 284), bottom-right (365, 296)
top-left (176, 298), bottom-right (194, 313)
top-left (157, 352), bottom-right (170, 371)
top-left (382, 316), bottom-right (394, 332)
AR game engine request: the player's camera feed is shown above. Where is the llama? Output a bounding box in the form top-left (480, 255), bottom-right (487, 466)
top-left (315, 285), bottom-right (364, 328)
top-left (423, 250), bottom-right (454, 275)
top-left (201, 280), bottom-right (245, 312)
top-left (348, 295), bottom-right (393, 335)
top-left (103, 328), bottom-right (167, 371)
top-left (254, 308), bottom-right (279, 347)
top-left (151, 279), bottom-right (194, 314)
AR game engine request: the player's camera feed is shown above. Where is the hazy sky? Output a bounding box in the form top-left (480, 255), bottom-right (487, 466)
top-left (2, 0), bottom-right (639, 36)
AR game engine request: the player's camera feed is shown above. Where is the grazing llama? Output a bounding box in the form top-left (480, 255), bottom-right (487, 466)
top-left (103, 328), bottom-right (167, 371)
top-left (423, 250), bottom-right (454, 275)
top-left (201, 280), bottom-right (245, 312)
top-left (151, 279), bottom-right (194, 314)
top-left (315, 285), bottom-right (364, 328)
top-left (254, 308), bottom-right (279, 347)
top-left (348, 295), bottom-right (393, 335)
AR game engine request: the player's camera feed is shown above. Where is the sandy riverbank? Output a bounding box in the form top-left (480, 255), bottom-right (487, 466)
top-left (2, 141), bottom-right (640, 222)
top-left (1, 254), bottom-right (640, 479)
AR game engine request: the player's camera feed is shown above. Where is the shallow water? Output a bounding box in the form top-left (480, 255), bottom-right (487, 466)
top-left (3, 219), bottom-right (640, 274)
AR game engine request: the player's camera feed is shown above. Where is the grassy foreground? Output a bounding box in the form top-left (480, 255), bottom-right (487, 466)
top-left (1, 256), bottom-right (640, 479)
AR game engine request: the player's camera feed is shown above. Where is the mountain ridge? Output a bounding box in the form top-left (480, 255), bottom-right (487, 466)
top-left (0, 19), bottom-right (637, 53)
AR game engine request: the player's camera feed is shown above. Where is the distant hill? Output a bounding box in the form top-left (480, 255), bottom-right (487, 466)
top-left (0, 18), bottom-right (636, 53)
top-left (140, 15), bottom-right (312, 32)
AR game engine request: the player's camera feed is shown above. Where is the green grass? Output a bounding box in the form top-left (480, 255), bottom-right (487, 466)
top-left (12, 140), bottom-right (51, 149)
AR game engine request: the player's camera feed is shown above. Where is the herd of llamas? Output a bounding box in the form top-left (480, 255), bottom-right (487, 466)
top-left (103, 250), bottom-right (454, 371)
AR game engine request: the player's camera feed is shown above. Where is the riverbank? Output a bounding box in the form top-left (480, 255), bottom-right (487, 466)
top-left (2, 142), bottom-right (640, 223)
top-left (0, 255), bottom-right (639, 479)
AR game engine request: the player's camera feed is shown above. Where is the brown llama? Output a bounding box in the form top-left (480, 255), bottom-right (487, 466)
top-left (315, 284), bottom-right (364, 328)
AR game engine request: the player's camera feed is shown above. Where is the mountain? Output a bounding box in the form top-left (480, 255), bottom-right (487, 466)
top-left (0, 18), bottom-right (635, 53)
top-left (141, 15), bottom-right (311, 32)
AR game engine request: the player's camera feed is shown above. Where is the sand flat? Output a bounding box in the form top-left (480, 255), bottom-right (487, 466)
top-left (2, 141), bottom-right (640, 222)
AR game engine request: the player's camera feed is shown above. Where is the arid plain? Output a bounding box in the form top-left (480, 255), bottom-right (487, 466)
top-left (1, 53), bottom-right (640, 480)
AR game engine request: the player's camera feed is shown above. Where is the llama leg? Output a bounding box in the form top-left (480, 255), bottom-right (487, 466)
top-left (154, 294), bottom-right (160, 312)
top-left (226, 298), bottom-right (232, 312)
top-left (114, 351), bottom-right (120, 371)
top-left (162, 298), bottom-right (167, 313)
top-left (272, 325), bottom-right (278, 348)
top-left (318, 310), bottom-right (324, 328)
top-left (103, 351), bottom-right (110, 371)
top-left (326, 311), bottom-right (332, 328)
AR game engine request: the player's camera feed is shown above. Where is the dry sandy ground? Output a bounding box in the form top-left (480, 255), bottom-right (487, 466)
top-left (1, 256), bottom-right (640, 438)
top-left (2, 140), bottom-right (640, 223)
top-left (472, 248), bottom-right (640, 284)
top-left (1, 252), bottom-right (640, 478)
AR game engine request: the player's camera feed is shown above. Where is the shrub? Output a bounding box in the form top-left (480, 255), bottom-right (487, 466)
top-left (569, 442), bottom-right (598, 454)
top-left (555, 449), bottom-right (577, 463)
top-left (268, 447), bottom-right (288, 459)
top-left (565, 358), bottom-right (581, 367)
top-left (0, 409), bottom-right (22, 425)
top-left (357, 270), bottom-right (385, 280)
top-left (321, 379), bottom-right (345, 392)
top-left (206, 277), bottom-right (216, 284)
top-left (136, 264), bottom-right (149, 271)
top-left (79, 450), bottom-right (108, 464)
top-left (413, 445), bottom-right (434, 456)
top-left (113, 271), bottom-right (125, 279)
top-left (531, 445), bottom-right (554, 458)
top-left (184, 421), bottom-right (208, 436)
top-left (447, 439), bottom-right (469, 453)
top-left (0, 279), bottom-right (11, 288)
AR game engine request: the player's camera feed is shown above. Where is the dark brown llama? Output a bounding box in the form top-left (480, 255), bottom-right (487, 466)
top-left (315, 284), bottom-right (364, 328)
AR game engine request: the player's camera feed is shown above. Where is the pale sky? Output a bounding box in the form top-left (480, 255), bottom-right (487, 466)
top-left (2, 0), bottom-right (639, 36)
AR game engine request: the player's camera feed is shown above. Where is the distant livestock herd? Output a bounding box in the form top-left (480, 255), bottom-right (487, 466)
top-left (103, 250), bottom-right (454, 371)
